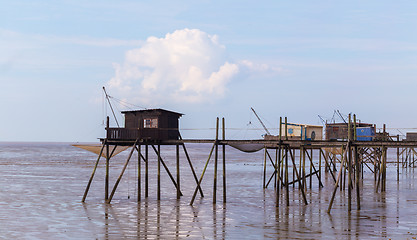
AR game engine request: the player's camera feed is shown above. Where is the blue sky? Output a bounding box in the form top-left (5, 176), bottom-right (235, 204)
top-left (1, 1), bottom-right (417, 142)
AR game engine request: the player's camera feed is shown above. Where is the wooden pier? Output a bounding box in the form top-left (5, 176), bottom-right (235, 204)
top-left (81, 111), bottom-right (417, 214)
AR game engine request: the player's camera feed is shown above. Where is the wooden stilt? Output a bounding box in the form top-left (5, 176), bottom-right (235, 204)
top-left (82, 141), bottom-right (106, 202)
top-left (151, 145), bottom-right (183, 196)
top-left (138, 144), bottom-right (141, 201)
top-left (285, 146), bottom-right (289, 206)
top-left (179, 134), bottom-right (203, 197)
top-left (157, 144), bottom-right (161, 200)
top-left (355, 145), bottom-right (361, 210)
top-left (213, 117), bottom-right (219, 203)
top-left (107, 139), bottom-right (139, 203)
top-left (176, 143), bottom-right (180, 199)
top-left (222, 118), bottom-right (226, 203)
top-left (327, 144), bottom-right (348, 213)
top-left (145, 143), bottom-right (149, 198)
top-left (190, 143), bottom-right (216, 205)
top-left (105, 142), bottom-right (109, 201)
top-left (288, 149), bottom-right (308, 205)
top-left (263, 147), bottom-right (267, 188)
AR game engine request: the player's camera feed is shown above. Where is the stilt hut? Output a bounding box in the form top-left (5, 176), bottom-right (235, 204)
top-left (106, 109), bottom-right (183, 142)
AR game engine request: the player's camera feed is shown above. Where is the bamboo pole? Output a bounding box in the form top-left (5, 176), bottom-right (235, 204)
top-left (82, 141), bottom-right (106, 202)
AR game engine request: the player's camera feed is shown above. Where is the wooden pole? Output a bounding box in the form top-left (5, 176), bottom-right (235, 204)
top-left (107, 139), bottom-right (139, 203)
top-left (276, 142), bottom-right (281, 207)
top-left (157, 143), bottom-right (161, 200)
top-left (82, 141), bottom-right (106, 202)
top-left (105, 116), bottom-right (109, 201)
top-left (222, 117), bottom-right (226, 203)
top-left (355, 145), bottom-right (361, 210)
top-left (176, 143), bottom-right (180, 199)
top-left (348, 114), bottom-right (352, 211)
top-left (190, 143), bottom-right (216, 205)
top-left (179, 134), bottom-right (203, 197)
top-left (285, 146), bottom-right (289, 206)
top-left (213, 117), bottom-right (219, 203)
top-left (138, 144), bottom-right (141, 201)
top-left (327, 144), bottom-right (348, 213)
top-left (285, 117), bottom-right (288, 140)
top-left (105, 142), bottom-right (109, 201)
top-left (319, 148), bottom-right (322, 188)
top-left (145, 143), bottom-right (149, 198)
top-left (263, 147), bottom-right (267, 188)
top-left (397, 135), bottom-right (400, 181)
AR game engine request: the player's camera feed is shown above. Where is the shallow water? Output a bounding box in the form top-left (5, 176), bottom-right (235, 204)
top-left (0, 142), bottom-right (417, 239)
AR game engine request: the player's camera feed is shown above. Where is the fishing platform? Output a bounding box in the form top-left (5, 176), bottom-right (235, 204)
top-left (80, 108), bottom-right (417, 214)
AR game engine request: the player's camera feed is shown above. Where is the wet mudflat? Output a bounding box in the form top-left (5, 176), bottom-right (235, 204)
top-left (1, 142), bottom-right (417, 239)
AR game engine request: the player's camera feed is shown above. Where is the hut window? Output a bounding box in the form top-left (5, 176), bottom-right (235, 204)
top-left (144, 118), bottom-right (158, 128)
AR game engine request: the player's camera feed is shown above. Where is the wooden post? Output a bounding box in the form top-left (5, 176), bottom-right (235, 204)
top-left (285, 117), bottom-right (288, 140)
top-left (302, 147), bottom-right (306, 191)
top-left (82, 141), bottom-right (106, 202)
top-left (222, 118), bottom-right (226, 203)
top-left (348, 141), bottom-right (352, 211)
top-left (327, 144), bottom-right (347, 213)
top-left (353, 114), bottom-right (357, 141)
top-left (285, 146), bottom-right (289, 206)
top-left (263, 147), bottom-right (267, 188)
top-left (190, 143), bottom-right (216, 205)
top-left (309, 149), bottom-right (312, 189)
top-left (145, 143), bottom-right (149, 198)
top-left (213, 117), bottom-right (219, 203)
top-left (319, 148), bottom-right (322, 188)
top-left (157, 144), bottom-right (161, 200)
top-left (179, 134), bottom-right (203, 197)
top-left (107, 139), bottom-right (139, 203)
top-left (397, 135), bottom-right (400, 181)
top-left (355, 145), bottom-right (361, 210)
top-left (176, 143), bottom-right (180, 199)
top-left (138, 144), bottom-right (141, 201)
top-left (276, 141), bottom-right (281, 207)
top-left (348, 114), bottom-right (352, 211)
top-left (105, 116), bottom-right (110, 201)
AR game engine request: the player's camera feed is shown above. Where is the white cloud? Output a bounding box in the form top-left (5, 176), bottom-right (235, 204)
top-left (107, 28), bottom-right (240, 105)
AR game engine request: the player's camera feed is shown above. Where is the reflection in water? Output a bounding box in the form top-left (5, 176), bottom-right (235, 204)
top-left (1, 143), bottom-right (417, 238)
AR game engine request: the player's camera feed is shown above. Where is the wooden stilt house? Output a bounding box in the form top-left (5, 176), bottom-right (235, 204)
top-left (106, 109), bottom-right (183, 142)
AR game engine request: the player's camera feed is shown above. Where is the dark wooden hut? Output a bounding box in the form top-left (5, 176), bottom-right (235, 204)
top-left (107, 109), bottom-right (183, 141)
